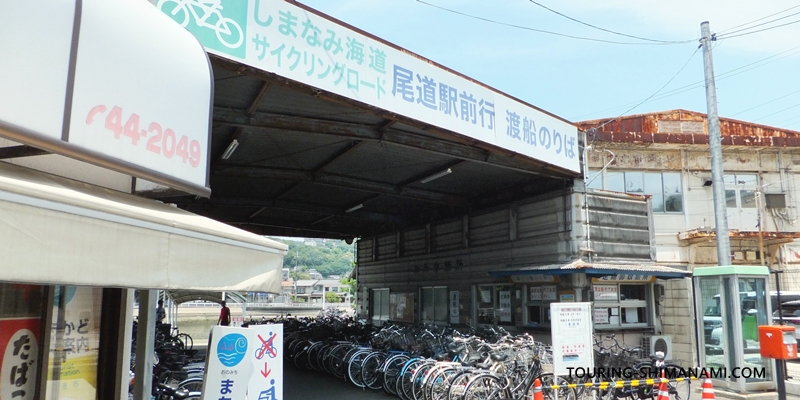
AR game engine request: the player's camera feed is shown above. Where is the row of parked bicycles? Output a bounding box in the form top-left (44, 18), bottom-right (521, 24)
top-left (130, 308), bottom-right (692, 400)
top-left (267, 309), bottom-right (692, 400)
top-left (130, 320), bottom-right (205, 400)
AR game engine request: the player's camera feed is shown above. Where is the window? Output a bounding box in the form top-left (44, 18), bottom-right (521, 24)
top-left (421, 287), bottom-right (448, 324)
top-left (371, 288), bottom-right (390, 325)
top-left (593, 282), bottom-right (652, 329)
top-left (476, 285), bottom-right (515, 327)
top-left (724, 174), bottom-right (758, 209)
top-left (525, 284), bottom-right (557, 327)
top-left (589, 170), bottom-right (683, 213)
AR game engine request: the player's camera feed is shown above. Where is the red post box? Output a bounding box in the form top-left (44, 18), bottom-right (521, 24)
top-left (759, 325), bottom-right (797, 359)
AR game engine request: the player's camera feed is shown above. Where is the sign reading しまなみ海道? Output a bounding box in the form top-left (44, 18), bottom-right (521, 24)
top-left (156, 0), bottom-right (579, 174)
top-left (0, 0), bottom-right (211, 196)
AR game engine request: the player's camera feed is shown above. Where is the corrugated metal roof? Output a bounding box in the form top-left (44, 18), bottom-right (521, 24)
top-left (577, 109), bottom-right (800, 148)
top-left (492, 259), bottom-right (689, 277)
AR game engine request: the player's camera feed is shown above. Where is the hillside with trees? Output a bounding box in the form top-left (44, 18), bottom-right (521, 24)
top-left (274, 238), bottom-right (355, 279)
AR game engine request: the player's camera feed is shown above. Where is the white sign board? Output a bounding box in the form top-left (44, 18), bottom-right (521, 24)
top-left (551, 302), bottom-right (594, 376)
top-left (593, 285), bottom-right (618, 301)
top-left (449, 291), bottom-right (459, 324)
top-left (155, 0), bottom-right (579, 173)
top-left (0, 0), bottom-right (212, 195)
top-left (499, 290), bottom-right (512, 322)
top-left (202, 324), bottom-right (283, 400)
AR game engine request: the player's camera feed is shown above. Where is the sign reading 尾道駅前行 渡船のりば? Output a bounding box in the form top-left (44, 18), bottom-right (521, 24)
top-left (154, 0), bottom-right (580, 174)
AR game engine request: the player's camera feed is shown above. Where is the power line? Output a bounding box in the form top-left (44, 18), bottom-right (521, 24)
top-left (591, 47), bottom-right (700, 129)
top-left (755, 101), bottom-right (800, 121)
top-left (527, 0), bottom-right (695, 44)
top-left (570, 44), bottom-right (800, 121)
top-left (719, 5), bottom-right (800, 33)
top-left (729, 88), bottom-right (800, 117)
top-left (719, 7), bottom-right (800, 35)
top-left (718, 18), bottom-right (800, 40)
top-left (414, 0), bottom-right (692, 46)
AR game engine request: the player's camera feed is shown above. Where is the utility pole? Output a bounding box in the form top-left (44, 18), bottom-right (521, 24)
top-left (700, 21), bottom-right (731, 266)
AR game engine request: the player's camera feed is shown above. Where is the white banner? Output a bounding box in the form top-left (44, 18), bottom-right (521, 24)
top-left (155, 0), bottom-right (579, 173)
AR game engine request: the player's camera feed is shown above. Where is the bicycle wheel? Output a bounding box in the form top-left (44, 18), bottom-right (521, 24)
top-left (383, 354), bottom-right (410, 395)
top-left (361, 351), bottom-right (387, 390)
top-left (215, 18), bottom-right (244, 48)
top-left (411, 362), bottom-right (435, 400)
top-left (328, 345), bottom-right (352, 379)
top-left (662, 364), bottom-right (690, 400)
top-left (177, 333), bottom-right (193, 352)
top-left (398, 359), bottom-right (425, 400)
top-left (157, 0), bottom-right (190, 27)
top-left (346, 350), bottom-right (370, 388)
top-left (428, 366), bottom-right (459, 400)
top-left (531, 373), bottom-right (576, 400)
top-left (462, 374), bottom-right (504, 400)
top-left (177, 377), bottom-right (203, 392)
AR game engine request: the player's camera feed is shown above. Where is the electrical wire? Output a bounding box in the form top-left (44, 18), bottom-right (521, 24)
top-left (571, 43), bottom-right (800, 121)
top-left (755, 101), bottom-right (800, 121)
top-left (718, 5), bottom-right (800, 33)
top-left (729, 89), bottom-right (800, 117)
top-left (717, 18), bottom-right (800, 40)
top-left (414, 0), bottom-right (691, 46)
top-left (591, 47), bottom-right (700, 129)
top-left (527, 0), bottom-right (696, 44)
top-left (719, 9), bottom-right (800, 36)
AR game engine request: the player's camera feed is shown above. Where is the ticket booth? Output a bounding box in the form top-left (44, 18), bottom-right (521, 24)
top-left (693, 265), bottom-right (775, 393)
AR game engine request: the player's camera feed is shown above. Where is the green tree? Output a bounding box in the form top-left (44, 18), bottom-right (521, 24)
top-left (325, 291), bottom-right (341, 303)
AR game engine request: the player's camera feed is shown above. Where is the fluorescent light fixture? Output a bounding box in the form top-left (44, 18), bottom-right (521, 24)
top-left (221, 139), bottom-right (239, 160)
top-left (420, 168), bottom-right (452, 184)
top-left (345, 204), bottom-right (363, 213)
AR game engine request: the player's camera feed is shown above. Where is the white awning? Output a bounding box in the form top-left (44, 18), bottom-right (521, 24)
top-left (0, 162), bottom-right (287, 292)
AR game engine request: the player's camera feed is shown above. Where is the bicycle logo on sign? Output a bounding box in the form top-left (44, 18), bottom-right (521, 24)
top-left (157, 0), bottom-right (244, 49)
top-left (255, 333), bottom-right (278, 360)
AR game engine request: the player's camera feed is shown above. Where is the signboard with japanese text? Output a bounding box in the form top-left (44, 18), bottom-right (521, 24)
top-left (593, 285), bottom-right (618, 301)
top-left (202, 327), bottom-right (252, 400)
top-left (47, 286), bottom-right (103, 400)
top-left (551, 302), bottom-right (593, 376)
top-left (154, 0), bottom-right (579, 173)
top-left (592, 274), bottom-right (656, 283)
top-left (202, 324), bottom-right (283, 400)
top-left (498, 291), bottom-right (512, 322)
top-left (0, 0), bottom-right (212, 196)
top-left (0, 319), bottom-right (40, 400)
top-left (449, 291), bottom-right (459, 324)
top-left (593, 308), bottom-right (610, 324)
top-left (529, 285), bottom-right (557, 301)
top-left (510, 274), bottom-right (558, 284)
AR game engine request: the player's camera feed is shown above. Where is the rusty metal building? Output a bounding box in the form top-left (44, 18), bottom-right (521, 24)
top-left (577, 109), bottom-right (800, 365)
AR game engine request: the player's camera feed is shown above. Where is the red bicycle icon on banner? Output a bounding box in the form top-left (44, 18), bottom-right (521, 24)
top-left (255, 333), bottom-right (277, 360)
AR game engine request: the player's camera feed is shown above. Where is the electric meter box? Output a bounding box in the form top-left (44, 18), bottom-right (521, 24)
top-left (758, 325), bottom-right (797, 359)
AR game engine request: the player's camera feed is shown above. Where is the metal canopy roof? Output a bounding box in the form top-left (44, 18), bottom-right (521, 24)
top-left (145, 55), bottom-right (578, 240)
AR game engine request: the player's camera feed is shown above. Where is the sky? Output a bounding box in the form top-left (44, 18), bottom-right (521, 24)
top-left (297, 0), bottom-right (800, 130)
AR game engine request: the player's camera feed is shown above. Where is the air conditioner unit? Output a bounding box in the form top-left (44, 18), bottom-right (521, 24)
top-left (642, 335), bottom-right (673, 361)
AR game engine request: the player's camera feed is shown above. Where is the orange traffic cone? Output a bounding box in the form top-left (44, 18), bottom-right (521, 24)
top-left (701, 375), bottom-right (716, 399)
top-left (532, 378), bottom-right (544, 400)
top-left (656, 378), bottom-right (670, 400)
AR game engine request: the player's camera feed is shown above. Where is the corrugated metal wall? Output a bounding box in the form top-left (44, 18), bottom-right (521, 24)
top-left (586, 191), bottom-right (654, 261)
top-left (356, 186), bottom-right (654, 325)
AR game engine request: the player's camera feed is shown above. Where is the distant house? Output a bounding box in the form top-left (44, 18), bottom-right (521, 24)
top-left (293, 278), bottom-right (349, 303)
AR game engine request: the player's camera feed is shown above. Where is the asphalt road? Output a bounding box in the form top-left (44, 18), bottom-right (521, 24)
top-left (284, 363), bottom-right (389, 400)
